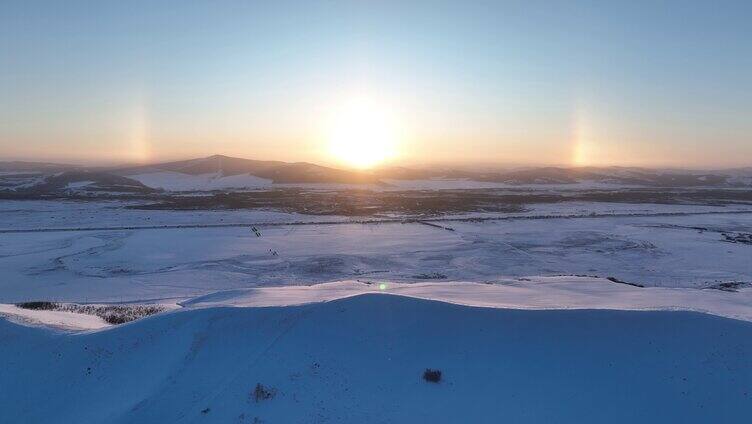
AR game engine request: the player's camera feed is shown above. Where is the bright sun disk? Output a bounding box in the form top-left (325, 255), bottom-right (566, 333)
top-left (327, 97), bottom-right (399, 169)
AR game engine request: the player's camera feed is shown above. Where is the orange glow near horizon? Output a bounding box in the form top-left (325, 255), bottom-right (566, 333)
top-left (325, 96), bottom-right (401, 169)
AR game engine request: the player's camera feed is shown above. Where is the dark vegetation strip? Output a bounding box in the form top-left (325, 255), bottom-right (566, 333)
top-left (15, 302), bottom-right (165, 324)
top-left (1, 209), bottom-right (752, 234)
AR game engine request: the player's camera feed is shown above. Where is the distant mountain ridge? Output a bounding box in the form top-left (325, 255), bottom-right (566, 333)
top-left (0, 161), bottom-right (80, 173)
top-left (113, 155), bottom-right (380, 185)
top-left (2, 155), bottom-right (752, 192)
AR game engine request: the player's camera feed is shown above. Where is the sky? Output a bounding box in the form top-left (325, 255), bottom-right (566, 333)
top-left (1, 0), bottom-right (751, 169)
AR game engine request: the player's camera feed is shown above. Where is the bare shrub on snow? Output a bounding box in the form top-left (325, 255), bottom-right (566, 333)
top-left (423, 369), bottom-right (442, 383)
top-left (252, 383), bottom-right (276, 402)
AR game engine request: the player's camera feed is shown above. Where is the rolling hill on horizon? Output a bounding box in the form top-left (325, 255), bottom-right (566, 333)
top-left (110, 154), bottom-right (380, 185)
top-left (2, 155), bottom-right (752, 192)
top-left (109, 155), bottom-right (750, 188)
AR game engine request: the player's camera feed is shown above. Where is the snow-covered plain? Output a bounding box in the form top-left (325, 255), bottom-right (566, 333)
top-left (1, 198), bottom-right (751, 422)
top-left (0, 201), bottom-right (750, 303)
top-left (0, 200), bottom-right (323, 231)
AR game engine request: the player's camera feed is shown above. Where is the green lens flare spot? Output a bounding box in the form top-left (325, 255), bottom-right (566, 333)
top-left (379, 283), bottom-right (387, 290)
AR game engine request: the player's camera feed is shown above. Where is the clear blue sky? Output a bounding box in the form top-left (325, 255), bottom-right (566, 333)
top-left (1, 0), bottom-right (750, 167)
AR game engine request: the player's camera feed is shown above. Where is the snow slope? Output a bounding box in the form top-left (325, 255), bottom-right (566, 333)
top-left (129, 171), bottom-right (273, 191)
top-left (1, 293), bottom-right (750, 423)
top-left (0, 304), bottom-right (108, 330)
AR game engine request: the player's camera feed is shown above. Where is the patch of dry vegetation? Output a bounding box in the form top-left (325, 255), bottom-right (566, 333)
top-left (15, 302), bottom-right (165, 324)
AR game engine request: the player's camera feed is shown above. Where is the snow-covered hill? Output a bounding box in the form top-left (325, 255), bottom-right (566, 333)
top-left (115, 155), bottom-right (381, 186)
top-left (128, 171), bottom-right (273, 191)
top-left (1, 291), bottom-right (750, 423)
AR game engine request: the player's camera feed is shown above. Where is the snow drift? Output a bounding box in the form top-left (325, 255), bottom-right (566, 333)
top-left (1, 293), bottom-right (750, 423)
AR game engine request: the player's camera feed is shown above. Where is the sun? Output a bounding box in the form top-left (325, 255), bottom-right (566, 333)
top-left (327, 97), bottom-right (400, 169)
